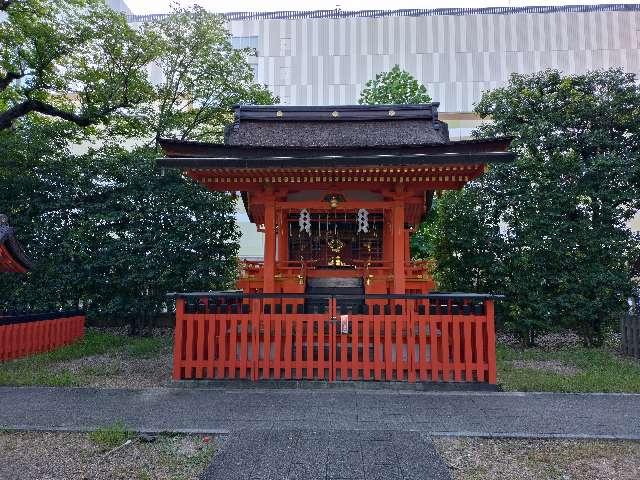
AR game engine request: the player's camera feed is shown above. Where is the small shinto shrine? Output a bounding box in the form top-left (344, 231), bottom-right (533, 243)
top-left (161, 103), bottom-right (512, 384)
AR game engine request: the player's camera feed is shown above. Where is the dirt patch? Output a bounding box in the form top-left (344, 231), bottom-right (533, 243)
top-left (0, 431), bottom-right (215, 480)
top-left (53, 352), bottom-right (173, 388)
top-left (434, 437), bottom-right (640, 480)
top-left (510, 359), bottom-right (582, 375)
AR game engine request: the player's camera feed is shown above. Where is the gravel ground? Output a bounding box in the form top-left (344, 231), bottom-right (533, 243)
top-left (53, 351), bottom-right (173, 388)
top-left (51, 328), bottom-right (174, 388)
top-left (509, 360), bottom-right (582, 375)
top-left (434, 437), bottom-right (640, 480)
top-left (497, 331), bottom-right (584, 349)
top-left (0, 431), bottom-right (215, 480)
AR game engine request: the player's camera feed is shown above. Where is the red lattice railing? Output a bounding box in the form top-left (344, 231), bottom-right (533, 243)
top-left (171, 293), bottom-right (497, 384)
top-left (0, 312), bottom-right (85, 361)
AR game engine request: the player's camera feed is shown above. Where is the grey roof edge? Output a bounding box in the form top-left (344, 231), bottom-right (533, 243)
top-left (127, 5), bottom-right (640, 23)
top-left (158, 136), bottom-right (511, 150)
top-left (157, 151), bottom-right (514, 169)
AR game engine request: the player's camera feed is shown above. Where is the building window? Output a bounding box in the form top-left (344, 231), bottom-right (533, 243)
top-left (278, 67), bottom-right (291, 85)
top-left (231, 36), bottom-right (259, 52)
top-left (280, 38), bottom-right (292, 56)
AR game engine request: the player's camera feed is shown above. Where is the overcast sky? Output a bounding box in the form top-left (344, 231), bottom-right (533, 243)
top-left (125, 0), bottom-right (640, 14)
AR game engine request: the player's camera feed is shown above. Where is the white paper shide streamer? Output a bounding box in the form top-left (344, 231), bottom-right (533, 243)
top-left (298, 208), bottom-right (311, 235)
top-left (357, 208), bottom-right (369, 233)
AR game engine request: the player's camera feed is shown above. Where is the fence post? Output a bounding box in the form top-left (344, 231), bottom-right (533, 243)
top-left (486, 300), bottom-right (497, 384)
top-left (173, 298), bottom-right (185, 380)
top-left (329, 296), bottom-right (337, 382)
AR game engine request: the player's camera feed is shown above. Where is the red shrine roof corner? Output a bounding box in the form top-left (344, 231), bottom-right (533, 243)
top-left (0, 214), bottom-right (33, 273)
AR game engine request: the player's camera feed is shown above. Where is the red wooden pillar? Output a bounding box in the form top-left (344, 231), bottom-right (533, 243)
top-left (392, 201), bottom-right (406, 294)
top-left (263, 197), bottom-right (276, 293)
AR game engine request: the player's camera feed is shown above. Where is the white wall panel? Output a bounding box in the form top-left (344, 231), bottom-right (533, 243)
top-left (224, 8), bottom-right (640, 111)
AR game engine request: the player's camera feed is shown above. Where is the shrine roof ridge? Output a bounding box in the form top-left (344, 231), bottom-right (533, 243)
top-left (233, 103), bottom-right (440, 122)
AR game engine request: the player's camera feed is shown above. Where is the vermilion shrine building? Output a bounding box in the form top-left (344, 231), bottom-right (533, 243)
top-left (161, 103), bottom-right (512, 384)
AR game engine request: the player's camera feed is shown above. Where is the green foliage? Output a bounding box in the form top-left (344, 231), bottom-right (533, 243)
top-left (0, 130), bottom-right (240, 320)
top-left (498, 343), bottom-right (640, 393)
top-left (0, 0), bottom-right (156, 130)
top-left (424, 69), bottom-right (640, 346)
top-left (88, 422), bottom-right (133, 450)
top-left (125, 336), bottom-right (167, 358)
top-left (359, 65), bottom-right (431, 105)
top-left (143, 6), bottom-right (277, 141)
top-left (0, 5), bottom-right (277, 330)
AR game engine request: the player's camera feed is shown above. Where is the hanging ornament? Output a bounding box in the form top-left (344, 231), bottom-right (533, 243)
top-left (298, 208), bottom-right (311, 235)
top-left (357, 208), bottom-right (369, 233)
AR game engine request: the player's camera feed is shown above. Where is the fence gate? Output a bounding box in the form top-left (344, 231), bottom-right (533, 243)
top-left (172, 293), bottom-right (497, 384)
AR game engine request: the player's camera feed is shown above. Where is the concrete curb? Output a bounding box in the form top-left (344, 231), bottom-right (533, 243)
top-left (174, 379), bottom-right (502, 392)
top-left (3, 425), bottom-right (639, 441)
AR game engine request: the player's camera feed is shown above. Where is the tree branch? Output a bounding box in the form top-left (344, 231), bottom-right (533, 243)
top-left (0, 71), bottom-right (25, 91)
top-left (0, 0), bottom-right (15, 11)
top-left (0, 99), bottom-right (122, 130)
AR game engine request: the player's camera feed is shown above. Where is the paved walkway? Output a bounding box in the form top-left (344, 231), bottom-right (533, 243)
top-left (3, 386), bottom-right (640, 479)
top-left (202, 429), bottom-right (451, 480)
top-left (1, 386), bottom-right (639, 439)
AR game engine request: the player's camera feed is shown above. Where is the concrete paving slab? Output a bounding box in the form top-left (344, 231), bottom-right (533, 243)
top-left (201, 430), bottom-right (451, 480)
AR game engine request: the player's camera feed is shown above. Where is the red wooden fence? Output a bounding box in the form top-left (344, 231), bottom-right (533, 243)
top-left (172, 294), bottom-right (497, 384)
top-left (0, 312), bottom-right (85, 361)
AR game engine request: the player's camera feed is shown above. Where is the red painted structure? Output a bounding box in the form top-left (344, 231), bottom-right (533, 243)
top-left (161, 104), bottom-right (512, 384)
top-left (0, 214), bottom-right (85, 360)
top-left (0, 312), bottom-right (85, 361)
top-left (172, 294), bottom-right (496, 383)
top-left (0, 214), bottom-right (33, 273)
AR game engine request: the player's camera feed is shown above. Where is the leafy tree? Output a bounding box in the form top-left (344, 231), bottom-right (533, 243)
top-left (0, 0), bottom-right (155, 131)
top-left (1, 6), bottom-right (277, 333)
top-left (359, 65), bottom-right (431, 105)
top-left (144, 7), bottom-right (275, 142)
top-left (429, 69), bottom-right (640, 346)
top-left (359, 66), bottom-right (436, 259)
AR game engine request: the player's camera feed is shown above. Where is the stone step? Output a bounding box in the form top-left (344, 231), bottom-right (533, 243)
top-left (306, 277), bottom-right (363, 289)
top-left (305, 277), bottom-right (365, 312)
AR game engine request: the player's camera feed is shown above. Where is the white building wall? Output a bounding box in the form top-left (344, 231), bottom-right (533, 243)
top-left (228, 8), bottom-right (640, 113)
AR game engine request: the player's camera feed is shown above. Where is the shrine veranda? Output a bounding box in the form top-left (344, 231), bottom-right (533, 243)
top-left (160, 103), bottom-right (512, 384)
